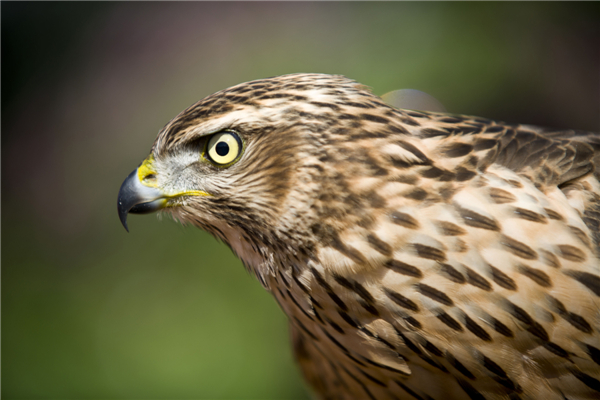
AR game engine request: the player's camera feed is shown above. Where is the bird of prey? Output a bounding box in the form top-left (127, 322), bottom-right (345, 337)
top-left (118, 74), bottom-right (600, 400)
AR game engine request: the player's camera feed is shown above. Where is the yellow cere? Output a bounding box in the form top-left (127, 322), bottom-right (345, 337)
top-left (137, 155), bottom-right (158, 187)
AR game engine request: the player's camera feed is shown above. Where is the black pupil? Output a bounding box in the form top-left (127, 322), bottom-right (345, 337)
top-left (216, 141), bottom-right (229, 156)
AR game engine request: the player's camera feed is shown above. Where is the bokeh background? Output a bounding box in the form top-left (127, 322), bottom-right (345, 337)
top-left (2, 2), bottom-right (599, 399)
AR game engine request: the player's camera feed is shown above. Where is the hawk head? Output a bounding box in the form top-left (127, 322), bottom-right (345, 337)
top-left (117, 73), bottom-right (395, 283)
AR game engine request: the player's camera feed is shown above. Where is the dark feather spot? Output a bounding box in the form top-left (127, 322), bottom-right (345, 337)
top-left (436, 221), bottom-right (467, 236)
top-left (340, 366), bottom-right (377, 400)
top-left (492, 376), bottom-right (522, 394)
top-left (507, 302), bottom-right (549, 341)
top-left (442, 142), bottom-right (474, 158)
top-left (359, 328), bottom-right (396, 351)
top-left (332, 275), bottom-right (377, 310)
top-left (517, 264), bottom-right (552, 287)
top-left (423, 341), bottom-right (443, 357)
top-left (396, 141), bottom-right (431, 164)
top-left (437, 311), bottom-right (463, 331)
top-left (311, 267), bottom-right (349, 311)
top-left (327, 319), bottom-right (345, 334)
top-left (543, 342), bottom-right (570, 359)
top-left (440, 185), bottom-right (458, 200)
top-left (490, 265), bottom-right (518, 291)
top-left (416, 283), bottom-right (453, 306)
top-left (482, 356), bottom-right (509, 379)
top-left (546, 295), bottom-right (591, 333)
top-left (405, 111), bottom-right (428, 118)
top-left (311, 304), bottom-right (324, 324)
top-left (465, 267), bottom-right (492, 291)
top-left (405, 316), bottom-right (422, 329)
top-left (539, 250), bottom-right (561, 268)
top-left (310, 295), bottom-right (323, 310)
top-left (322, 330), bottom-right (352, 358)
top-left (440, 116), bottom-right (464, 123)
top-left (548, 295), bottom-right (593, 334)
top-left (363, 357), bottom-right (410, 376)
top-left (293, 317), bottom-right (319, 341)
top-left (337, 310), bottom-right (360, 329)
top-left (394, 380), bottom-right (428, 400)
top-left (457, 126), bottom-right (482, 135)
top-left (500, 235), bottom-right (538, 260)
top-left (455, 205), bottom-right (501, 231)
top-left (439, 263), bottom-right (466, 284)
top-left (385, 259), bottom-right (423, 278)
top-left (413, 243), bottom-right (447, 262)
top-left (474, 138), bottom-right (498, 151)
top-left (393, 328), bottom-right (423, 355)
top-left (389, 211), bottom-right (420, 229)
top-left (342, 101), bottom-right (372, 109)
top-left (421, 166), bottom-right (445, 178)
top-left (454, 238), bottom-right (469, 253)
top-left (331, 235), bottom-right (367, 264)
top-left (399, 116), bottom-right (421, 127)
top-left (489, 187), bottom-right (517, 204)
top-left (544, 208), bottom-right (565, 221)
top-left (286, 289), bottom-right (314, 321)
top-left (310, 101), bottom-right (341, 111)
top-left (388, 124), bottom-right (409, 134)
top-left (404, 188), bottom-right (428, 200)
top-left (557, 245), bottom-right (587, 262)
top-left (456, 167), bottom-right (477, 181)
top-left (566, 312), bottom-right (593, 334)
top-left (438, 169), bottom-right (457, 181)
top-left (367, 192), bottom-right (387, 208)
top-left (485, 125), bottom-right (505, 133)
top-left (513, 208), bottom-right (548, 224)
top-left (384, 288), bottom-right (420, 312)
top-left (465, 315), bottom-right (492, 341)
top-left (457, 378), bottom-right (487, 400)
top-left (507, 179), bottom-right (523, 188)
top-left (569, 368), bottom-right (600, 392)
top-left (585, 344), bottom-right (600, 366)
top-left (349, 129), bottom-right (389, 141)
top-left (277, 270), bottom-right (291, 289)
top-left (360, 113), bottom-right (389, 124)
top-left (420, 354), bottom-right (449, 372)
top-left (420, 128), bottom-right (449, 138)
top-left (569, 226), bottom-right (592, 248)
top-left (564, 270), bottom-right (600, 296)
top-left (446, 353), bottom-right (476, 380)
top-left (491, 318), bottom-right (514, 337)
top-left (292, 273), bottom-right (310, 294)
top-left (366, 234), bottom-right (393, 256)
top-left (358, 299), bottom-right (380, 316)
top-left (391, 174), bottom-right (419, 184)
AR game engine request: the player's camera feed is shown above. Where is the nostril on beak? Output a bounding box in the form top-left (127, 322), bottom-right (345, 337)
top-left (143, 174), bottom-right (157, 185)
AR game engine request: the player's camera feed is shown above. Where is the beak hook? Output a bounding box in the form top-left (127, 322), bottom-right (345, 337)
top-left (117, 169), bottom-right (165, 232)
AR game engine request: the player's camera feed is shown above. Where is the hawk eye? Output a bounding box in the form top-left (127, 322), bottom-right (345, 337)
top-left (206, 131), bottom-right (243, 166)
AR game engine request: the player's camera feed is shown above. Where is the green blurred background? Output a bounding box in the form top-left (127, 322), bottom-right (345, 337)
top-left (2, 2), bottom-right (598, 399)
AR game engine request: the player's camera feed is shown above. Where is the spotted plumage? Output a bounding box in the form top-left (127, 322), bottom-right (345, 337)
top-left (118, 73), bottom-right (600, 400)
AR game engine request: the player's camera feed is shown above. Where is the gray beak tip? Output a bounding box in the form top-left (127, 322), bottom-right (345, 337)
top-left (117, 169), bottom-right (139, 232)
top-left (118, 202), bottom-right (130, 232)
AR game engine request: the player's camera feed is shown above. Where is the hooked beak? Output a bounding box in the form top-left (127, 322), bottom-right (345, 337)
top-left (117, 155), bottom-right (210, 232)
top-left (117, 167), bottom-right (167, 232)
